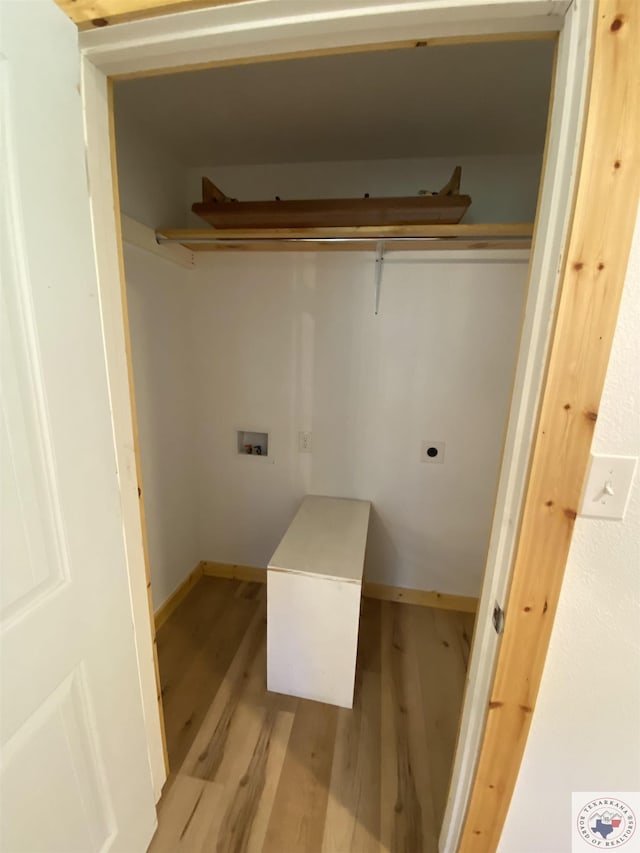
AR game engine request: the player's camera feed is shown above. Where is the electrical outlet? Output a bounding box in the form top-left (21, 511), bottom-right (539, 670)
top-left (421, 440), bottom-right (445, 463)
top-left (298, 431), bottom-right (312, 453)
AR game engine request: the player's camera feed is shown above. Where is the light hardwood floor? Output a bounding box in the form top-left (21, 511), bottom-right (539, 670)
top-left (149, 576), bottom-right (474, 853)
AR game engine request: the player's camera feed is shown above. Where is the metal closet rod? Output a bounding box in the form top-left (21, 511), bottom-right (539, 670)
top-left (154, 235), bottom-right (450, 245)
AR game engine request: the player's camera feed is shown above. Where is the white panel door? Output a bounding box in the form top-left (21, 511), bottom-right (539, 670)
top-left (0, 2), bottom-right (157, 851)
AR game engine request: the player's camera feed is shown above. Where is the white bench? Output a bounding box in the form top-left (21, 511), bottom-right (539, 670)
top-left (267, 495), bottom-right (371, 709)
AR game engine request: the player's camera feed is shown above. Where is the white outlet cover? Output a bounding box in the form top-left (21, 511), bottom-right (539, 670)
top-left (298, 430), bottom-right (312, 453)
top-left (580, 454), bottom-right (637, 520)
top-left (421, 440), bottom-right (445, 464)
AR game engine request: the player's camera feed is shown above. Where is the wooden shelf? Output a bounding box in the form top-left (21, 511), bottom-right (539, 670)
top-left (176, 169), bottom-right (534, 251)
top-left (192, 194), bottom-right (472, 229)
top-left (192, 167), bottom-right (472, 230)
top-left (155, 222), bottom-right (534, 252)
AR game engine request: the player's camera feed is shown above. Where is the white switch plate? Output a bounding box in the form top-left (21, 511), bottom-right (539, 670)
top-left (580, 454), bottom-right (637, 520)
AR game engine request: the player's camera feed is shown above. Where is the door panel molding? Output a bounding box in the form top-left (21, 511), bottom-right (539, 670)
top-left (1, 665), bottom-right (117, 853)
top-left (0, 61), bottom-right (71, 626)
top-left (1, 3), bottom-right (159, 847)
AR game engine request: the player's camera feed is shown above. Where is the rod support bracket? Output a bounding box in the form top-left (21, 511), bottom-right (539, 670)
top-left (374, 240), bottom-right (385, 315)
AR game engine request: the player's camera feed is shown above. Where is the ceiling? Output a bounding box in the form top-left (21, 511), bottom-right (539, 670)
top-left (114, 39), bottom-right (555, 166)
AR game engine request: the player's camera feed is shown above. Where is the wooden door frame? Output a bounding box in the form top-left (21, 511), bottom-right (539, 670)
top-left (71, 0), bottom-right (640, 848)
top-left (459, 2), bottom-right (639, 848)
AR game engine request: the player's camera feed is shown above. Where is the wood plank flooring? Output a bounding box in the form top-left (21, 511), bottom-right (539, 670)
top-left (149, 577), bottom-right (474, 853)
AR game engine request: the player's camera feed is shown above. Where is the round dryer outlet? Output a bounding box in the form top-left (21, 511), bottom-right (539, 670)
top-left (420, 441), bottom-right (446, 463)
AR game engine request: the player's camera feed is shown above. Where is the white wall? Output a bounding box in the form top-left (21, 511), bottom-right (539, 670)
top-left (114, 112), bottom-right (188, 230)
top-left (499, 212), bottom-right (640, 850)
top-left (114, 107), bottom-right (197, 608)
top-left (191, 251), bottom-right (527, 596)
top-left (187, 154), bottom-right (542, 225)
top-left (117, 144), bottom-right (536, 600)
top-left (124, 245), bottom-right (199, 608)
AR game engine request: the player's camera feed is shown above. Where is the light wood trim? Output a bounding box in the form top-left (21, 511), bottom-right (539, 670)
top-left (112, 32), bottom-right (557, 82)
top-left (201, 561), bottom-right (267, 584)
top-left (187, 239), bottom-right (532, 253)
top-left (363, 582), bottom-right (478, 613)
top-left (459, 1), bottom-right (640, 848)
top-left (153, 563), bottom-right (204, 629)
top-left (439, 24), bottom-right (568, 850)
top-left (54, 0), bottom-right (248, 29)
top-left (157, 223), bottom-right (534, 244)
top-left (107, 81), bottom-right (170, 776)
top-left (201, 561), bottom-right (477, 613)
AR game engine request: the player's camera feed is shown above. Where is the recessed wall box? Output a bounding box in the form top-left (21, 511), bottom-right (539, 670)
top-left (237, 430), bottom-right (269, 457)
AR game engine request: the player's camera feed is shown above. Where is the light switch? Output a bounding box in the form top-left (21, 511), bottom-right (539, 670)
top-left (579, 454), bottom-right (637, 520)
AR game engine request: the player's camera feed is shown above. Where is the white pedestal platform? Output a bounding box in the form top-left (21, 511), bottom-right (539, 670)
top-left (267, 495), bottom-right (371, 709)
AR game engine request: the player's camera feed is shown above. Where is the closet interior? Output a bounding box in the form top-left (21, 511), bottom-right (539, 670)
top-left (113, 36), bottom-right (554, 851)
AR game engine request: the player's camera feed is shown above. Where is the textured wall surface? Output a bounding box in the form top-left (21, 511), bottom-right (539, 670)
top-left (125, 245), bottom-right (199, 608)
top-left (118, 143), bottom-right (538, 601)
top-left (499, 210), bottom-right (640, 851)
top-left (190, 251), bottom-right (527, 596)
top-left (115, 115), bottom-right (188, 230)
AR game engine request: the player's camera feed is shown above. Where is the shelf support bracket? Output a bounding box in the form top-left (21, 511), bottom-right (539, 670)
top-left (374, 240), bottom-right (385, 315)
